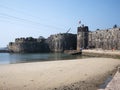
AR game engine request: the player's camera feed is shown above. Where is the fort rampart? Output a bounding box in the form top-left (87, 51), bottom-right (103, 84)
top-left (8, 25), bottom-right (120, 53)
top-left (77, 25), bottom-right (120, 50)
top-left (8, 33), bottom-right (77, 53)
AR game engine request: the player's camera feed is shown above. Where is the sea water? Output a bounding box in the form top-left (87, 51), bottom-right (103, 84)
top-left (0, 53), bottom-right (85, 64)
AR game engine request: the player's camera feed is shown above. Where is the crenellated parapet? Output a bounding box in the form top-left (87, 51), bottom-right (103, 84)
top-left (15, 37), bottom-right (37, 43)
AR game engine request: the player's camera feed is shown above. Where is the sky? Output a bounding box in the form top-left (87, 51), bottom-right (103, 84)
top-left (0, 0), bottom-right (120, 47)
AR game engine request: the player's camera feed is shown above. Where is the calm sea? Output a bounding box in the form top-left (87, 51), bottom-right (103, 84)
top-left (0, 53), bottom-right (85, 64)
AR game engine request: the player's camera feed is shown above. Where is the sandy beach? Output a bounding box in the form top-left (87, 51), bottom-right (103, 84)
top-left (0, 58), bottom-right (120, 90)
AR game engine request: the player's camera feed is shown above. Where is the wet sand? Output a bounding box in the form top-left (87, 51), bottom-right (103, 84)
top-left (0, 58), bottom-right (120, 90)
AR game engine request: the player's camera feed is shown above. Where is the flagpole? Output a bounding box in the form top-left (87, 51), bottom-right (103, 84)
top-left (79, 20), bottom-right (81, 27)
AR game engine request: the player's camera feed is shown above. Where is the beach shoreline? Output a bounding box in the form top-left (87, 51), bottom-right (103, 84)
top-left (0, 58), bottom-right (120, 90)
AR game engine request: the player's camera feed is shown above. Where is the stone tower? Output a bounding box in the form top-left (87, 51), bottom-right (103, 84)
top-left (47, 33), bottom-right (77, 52)
top-left (77, 25), bottom-right (89, 50)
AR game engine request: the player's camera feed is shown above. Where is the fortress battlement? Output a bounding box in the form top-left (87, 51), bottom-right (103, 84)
top-left (15, 37), bottom-right (37, 43)
top-left (8, 33), bottom-right (76, 53)
top-left (8, 25), bottom-right (120, 53)
top-left (77, 25), bottom-right (120, 50)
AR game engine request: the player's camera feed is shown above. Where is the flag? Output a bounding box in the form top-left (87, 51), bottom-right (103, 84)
top-left (79, 21), bottom-right (81, 24)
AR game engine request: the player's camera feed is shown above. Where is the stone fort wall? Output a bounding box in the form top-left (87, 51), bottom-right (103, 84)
top-left (8, 26), bottom-right (120, 53)
top-left (88, 27), bottom-right (120, 50)
top-left (8, 37), bottom-right (49, 53)
top-left (77, 25), bottom-right (120, 50)
top-left (47, 33), bottom-right (77, 52)
top-left (8, 33), bottom-right (77, 53)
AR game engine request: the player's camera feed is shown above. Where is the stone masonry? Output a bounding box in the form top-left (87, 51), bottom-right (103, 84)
top-left (77, 25), bottom-right (120, 50)
top-left (8, 25), bottom-right (120, 53)
top-left (8, 37), bottom-right (50, 53)
top-left (88, 27), bottom-right (120, 50)
top-left (47, 33), bottom-right (77, 52)
top-left (8, 33), bottom-right (77, 53)
top-left (77, 25), bottom-right (89, 50)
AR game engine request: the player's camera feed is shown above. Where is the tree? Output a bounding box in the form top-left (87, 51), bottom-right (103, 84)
top-left (38, 36), bottom-right (46, 42)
